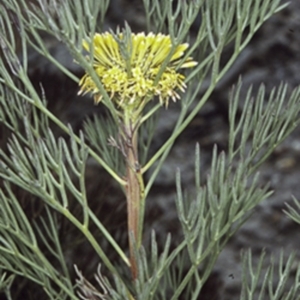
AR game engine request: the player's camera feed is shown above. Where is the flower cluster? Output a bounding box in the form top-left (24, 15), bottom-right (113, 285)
top-left (78, 32), bottom-right (197, 108)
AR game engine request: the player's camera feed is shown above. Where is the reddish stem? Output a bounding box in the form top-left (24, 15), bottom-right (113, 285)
top-left (125, 127), bottom-right (141, 280)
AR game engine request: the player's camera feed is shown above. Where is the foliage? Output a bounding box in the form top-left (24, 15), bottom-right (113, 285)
top-left (0, 0), bottom-right (300, 299)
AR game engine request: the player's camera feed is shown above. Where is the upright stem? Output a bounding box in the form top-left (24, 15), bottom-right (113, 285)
top-left (124, 119), bottom-right (145, 280)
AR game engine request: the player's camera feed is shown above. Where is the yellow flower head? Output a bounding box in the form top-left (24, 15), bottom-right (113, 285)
top-left (78, 32), bottom-right (197, 108)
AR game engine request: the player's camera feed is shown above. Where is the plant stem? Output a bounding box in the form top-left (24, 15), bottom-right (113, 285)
top-left (124, 118), bottom-right (145, 280)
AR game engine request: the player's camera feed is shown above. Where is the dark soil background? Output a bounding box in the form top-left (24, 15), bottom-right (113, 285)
top-left (2, 0), bottom-right (300, 299)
